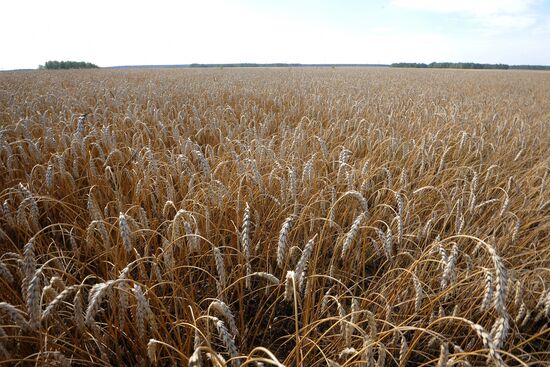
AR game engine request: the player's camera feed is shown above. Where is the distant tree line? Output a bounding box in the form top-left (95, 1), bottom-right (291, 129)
top-left (510, 65), bottom-right (550, 70)
top-left (391, 62), bottom-right (509, 70)
top-left (189, 63), bottom-right (389, 68)
top-left (190, 63), bottom-right (303, 68)
top-left (391, 62), bottom-right (550, 71)
top-left (39, 61), bottom-right (99, 70)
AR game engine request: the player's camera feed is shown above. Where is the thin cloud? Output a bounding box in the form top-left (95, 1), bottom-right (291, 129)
top-left (391, 0), bottom-right (540, 31)
top-left (481, 14), bottom-right (537, 30)
top-left (390, 0), bottom-right (538, 16)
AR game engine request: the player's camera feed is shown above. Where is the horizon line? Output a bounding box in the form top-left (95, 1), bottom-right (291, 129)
top-left (3, 61), bottom-right (550, 72)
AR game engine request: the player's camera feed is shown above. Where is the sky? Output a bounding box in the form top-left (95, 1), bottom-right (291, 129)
top-left (1, 0), bottom-right (550, 70)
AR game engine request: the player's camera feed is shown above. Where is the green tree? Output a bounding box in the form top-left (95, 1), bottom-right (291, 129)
top-left (40, 60), bottom-right (99, 70)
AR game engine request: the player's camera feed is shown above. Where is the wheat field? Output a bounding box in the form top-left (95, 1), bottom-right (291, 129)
top-left (0, 68), bottom-right (549, 366)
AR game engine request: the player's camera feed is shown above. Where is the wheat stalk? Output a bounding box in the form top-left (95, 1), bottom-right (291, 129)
top-left (119, 212), bottom-right (133, 254)
top-left (27, 267), bottom-right (43, 330)
top-left (294, 234), bottom-right (317, 290)
top-left (0, 302), bottom-right (28, 329)
top-left (42, 285), bottom-right (78, 323)
top-left (284, 270), bottom-right (296, 302)
top-left (277, 215), bottom-right (296, 268)
top-left (341, 213), bottom-right (365, 258)
top-left (0, 262), bottom-right (13, 284)
top-left (213, 317), bottom-right (240, 366)
top-left (241, 202), bottom-right (252, 288)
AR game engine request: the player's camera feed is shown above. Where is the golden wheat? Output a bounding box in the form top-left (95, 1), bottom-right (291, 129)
top-left (0, 68), bottom-right (548, 366)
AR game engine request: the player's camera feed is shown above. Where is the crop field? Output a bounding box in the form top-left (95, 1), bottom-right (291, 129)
top-left (0, 68), bottom-right (549, 366)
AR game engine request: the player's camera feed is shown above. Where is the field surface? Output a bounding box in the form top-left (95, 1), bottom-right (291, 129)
top-left (0, 68), bottom-right (549, 366)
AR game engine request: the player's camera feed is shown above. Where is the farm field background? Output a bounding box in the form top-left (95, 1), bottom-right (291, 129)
top-left (0, 68), bottom-right (549, 366)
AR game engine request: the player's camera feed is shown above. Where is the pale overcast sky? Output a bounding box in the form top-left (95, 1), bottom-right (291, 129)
top-left (2, 0), bottom-right (550, 70)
